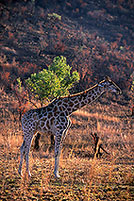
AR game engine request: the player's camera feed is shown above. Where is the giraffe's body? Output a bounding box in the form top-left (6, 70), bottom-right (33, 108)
top-left (18, 77), bottom-right (121, 178)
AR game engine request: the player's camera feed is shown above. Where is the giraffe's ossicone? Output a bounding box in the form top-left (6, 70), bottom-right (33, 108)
top-left (18, 76), bottom-right (121, 178)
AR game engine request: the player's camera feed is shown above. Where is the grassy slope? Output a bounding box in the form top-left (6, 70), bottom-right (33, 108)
top-left (0, 0), bottom-right (134, 90)
top-left (0, 90), bottom-right (134, 200)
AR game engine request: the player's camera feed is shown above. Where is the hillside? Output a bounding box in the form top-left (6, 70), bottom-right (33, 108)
top-left (0, 0), bottom-right (134, 92)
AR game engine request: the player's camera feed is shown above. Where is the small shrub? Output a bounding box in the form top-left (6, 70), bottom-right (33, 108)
top-left (47, 13), bottom-right (61, 21)
top-left (25, 56), bottom-right (80, 105)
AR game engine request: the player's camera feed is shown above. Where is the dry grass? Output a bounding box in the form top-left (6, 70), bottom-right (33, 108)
top-left (0, 93), bottom-right (134, 200)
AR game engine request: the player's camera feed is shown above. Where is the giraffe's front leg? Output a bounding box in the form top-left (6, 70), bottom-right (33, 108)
top-left (54, 117), bottom-right (71, 178)
top-left (54, 128), bottom-right (69, 178)
top-left (54, 132), bottom-right (63, 178)
top-left (54, 116), bottom-right (71, 178)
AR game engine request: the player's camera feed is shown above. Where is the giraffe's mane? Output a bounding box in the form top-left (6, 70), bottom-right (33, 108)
top-left (58, 80), bottom-right (105, 99)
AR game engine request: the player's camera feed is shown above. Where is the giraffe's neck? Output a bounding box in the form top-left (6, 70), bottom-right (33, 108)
top-left (60, 83), bottom-right (105, 116)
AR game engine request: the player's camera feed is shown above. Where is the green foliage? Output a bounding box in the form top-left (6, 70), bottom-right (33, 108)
top-left (25, 56), bottom-right (80, 104)
top-left (130, 72), bottom-right (134, 105)
top-left (131, 80), bottom-right (134, 92)
top-left (47, 13), bottom-right (61, 21)
top-left (130, 72), bottom-right (134, 92)
top-left (16, 77), bottom-right (22, 92)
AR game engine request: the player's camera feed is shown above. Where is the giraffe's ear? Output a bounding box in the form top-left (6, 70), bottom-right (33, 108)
top-left (105, 76), bottom-right (111, 82)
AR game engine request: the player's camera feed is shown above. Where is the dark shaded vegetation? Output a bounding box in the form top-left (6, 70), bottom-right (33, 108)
top-left (0, 0), bottom-right (134, 93)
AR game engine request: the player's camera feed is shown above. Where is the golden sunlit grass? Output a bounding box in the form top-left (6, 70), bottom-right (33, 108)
top-left (74, 109), bottom-right (120, 122)
top-left (0, 96), bottom-right (134, 200)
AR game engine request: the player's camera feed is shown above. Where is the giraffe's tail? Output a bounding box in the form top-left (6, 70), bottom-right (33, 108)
top-left (34, 133), bottom-right (41, 150)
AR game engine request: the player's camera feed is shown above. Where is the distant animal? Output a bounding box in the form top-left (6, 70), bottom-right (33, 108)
top-left (91, 132), bottom-right (109, 158)
top-left (18, 76), bottom-right (121, 178)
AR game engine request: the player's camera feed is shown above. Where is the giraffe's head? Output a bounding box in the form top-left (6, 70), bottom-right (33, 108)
top-left (98, 76), bottom-right (122, 95)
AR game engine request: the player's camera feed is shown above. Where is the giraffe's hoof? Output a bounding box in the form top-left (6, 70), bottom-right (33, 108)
top-left (54, 171), bottom-right (60, 178)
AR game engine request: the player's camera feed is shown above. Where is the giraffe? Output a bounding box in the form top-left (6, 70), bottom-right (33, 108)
top-left (18, 76), bottom-right (121, 178)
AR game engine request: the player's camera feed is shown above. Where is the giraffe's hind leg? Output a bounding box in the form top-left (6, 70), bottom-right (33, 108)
top-left (25, 135), bottom-right (33, 177)
top-left (18, 134), bottom-right (33, 177)
top-left (18, 140), bottom-right (25, 176)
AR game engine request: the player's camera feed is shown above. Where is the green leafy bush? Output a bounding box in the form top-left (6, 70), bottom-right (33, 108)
top-left (25, 56), bottom-right (80, 105)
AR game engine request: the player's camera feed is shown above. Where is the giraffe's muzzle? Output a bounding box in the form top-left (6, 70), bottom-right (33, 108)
top-left (117, 88), bottom-right (122, 95)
